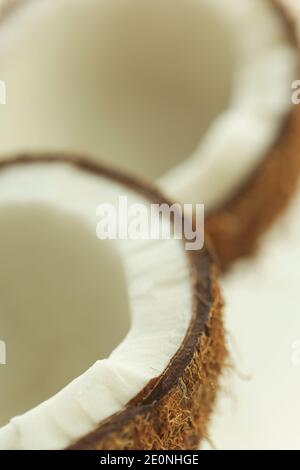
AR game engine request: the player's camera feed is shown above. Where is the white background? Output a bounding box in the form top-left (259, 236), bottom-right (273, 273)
top-left (203, 183), bottom-right (300, 450)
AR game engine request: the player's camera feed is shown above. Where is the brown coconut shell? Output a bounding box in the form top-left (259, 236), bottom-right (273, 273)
top-left (206, 0), bottom-right (300, 270)
top-left (0, 154), bottom-right (226, 450)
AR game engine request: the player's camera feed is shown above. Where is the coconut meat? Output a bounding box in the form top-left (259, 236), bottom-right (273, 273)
top-left (0, 0), bottom-right (296, 211)
top-left (0, 161), bottom-right (192, 450)
top-left (161, 0), bottom-right (298, 210)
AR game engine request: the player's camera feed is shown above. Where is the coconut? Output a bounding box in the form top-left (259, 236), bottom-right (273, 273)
top-left (0, 154), bottom-right (225, 450)
top-left (0, 0), bottom-right (298, 268)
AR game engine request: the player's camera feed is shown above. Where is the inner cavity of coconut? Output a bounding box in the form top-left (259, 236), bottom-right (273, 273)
top-left (0, 0), bottom-right (234, 180)
top-left (0, 161), bottom-right (192, 450)
top-left (0, 204), bottom-right (130, 426)
top-left (0, 0), bottom-right (296, 211)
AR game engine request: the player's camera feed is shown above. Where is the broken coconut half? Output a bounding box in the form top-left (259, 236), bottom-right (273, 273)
top-left (0, 154), bottom-right (225, 450)
top-left (0, 0), bottom-right (299, 268)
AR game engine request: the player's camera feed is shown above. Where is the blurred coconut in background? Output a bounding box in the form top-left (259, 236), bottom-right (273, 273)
top-left (0, 0), bottom-right (299, 265)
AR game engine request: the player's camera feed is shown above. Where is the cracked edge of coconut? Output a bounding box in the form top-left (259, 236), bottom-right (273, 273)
top-left (159, 0), bottom-right (298, 212)
top-left (202, 0), bottom-right (300, 268)
top-left (0, 154), bottom-right (225, 450)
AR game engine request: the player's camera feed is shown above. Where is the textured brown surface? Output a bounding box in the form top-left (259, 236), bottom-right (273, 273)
top-left (0, 154), bottom-right (226, 450)
top-left (206, 108), bottom-right (300, 269)
top-left (206, 0), bottom-right (300, 270)
top-left (71, 258), bottom-right (226, 450)
top-left (70, 280), bottom-right (224, 450)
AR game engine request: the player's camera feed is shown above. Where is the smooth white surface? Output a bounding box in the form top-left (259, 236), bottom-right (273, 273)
top-left (160, 0), bottom-right (297, 210)
top-left (0, 162), bottom-right (192, 449)
top-left (0, 202), bottom-right (131, 426)
top-left (0, 0), bottom-right (235, 180)
top-left (203, 185), bottom-right (300, 450)
top-left (0, 0), bottom-right (296, 211)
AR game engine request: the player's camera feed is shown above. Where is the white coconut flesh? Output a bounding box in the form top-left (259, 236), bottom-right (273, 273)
top-left (0, 0), bottom-right (296, 211)
top-left (0, 161), bottom-right (193, 450)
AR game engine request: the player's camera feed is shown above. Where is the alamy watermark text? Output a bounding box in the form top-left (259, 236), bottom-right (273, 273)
top-left (96, 196), bottom-right (204, 251)
top-left (0, 340), bottom-right (6, 365)
top-left (0, 80), bottom-right (6, 105)
top-left (291, 340), bottom-right (300, 367)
